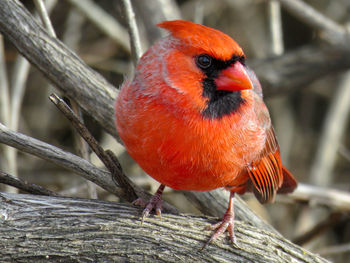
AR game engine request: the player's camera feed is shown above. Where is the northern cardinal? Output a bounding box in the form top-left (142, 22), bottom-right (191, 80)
top-left (115, 20), bottom-right (297, 246)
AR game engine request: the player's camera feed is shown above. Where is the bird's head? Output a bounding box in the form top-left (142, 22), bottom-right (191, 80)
top-left (137, 20), bottom-right (255, 118)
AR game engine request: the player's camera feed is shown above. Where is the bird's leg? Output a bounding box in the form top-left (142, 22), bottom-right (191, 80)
top-left (132, 184), bottom-right (165, 223)
top-left (203, 191), bottom-right (237, 249)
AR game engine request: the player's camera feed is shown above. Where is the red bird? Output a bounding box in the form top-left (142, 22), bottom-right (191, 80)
top-left (115, 20), bottom-right (297, 246)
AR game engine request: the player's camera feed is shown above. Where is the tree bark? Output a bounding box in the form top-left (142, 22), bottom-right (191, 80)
top-left (0, 193), bottom-right (329, 263)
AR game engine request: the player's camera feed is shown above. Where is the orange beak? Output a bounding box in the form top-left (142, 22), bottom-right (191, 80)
top-left (215, 62), bottom-right (254, 91)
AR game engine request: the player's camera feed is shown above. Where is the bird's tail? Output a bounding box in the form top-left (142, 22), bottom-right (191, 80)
top-left (277, 166), bottom-right (297, 194)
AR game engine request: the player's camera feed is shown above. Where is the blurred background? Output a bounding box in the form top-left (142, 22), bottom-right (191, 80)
top-left (0, 0), bottom-right (349, 262)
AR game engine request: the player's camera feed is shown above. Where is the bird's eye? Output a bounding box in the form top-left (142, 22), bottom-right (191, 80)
top-left (196, 54), bottom-right (212, 69)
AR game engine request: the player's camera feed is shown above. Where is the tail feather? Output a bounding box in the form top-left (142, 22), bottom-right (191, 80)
top-left (277, 166), bottom-right (297, 194)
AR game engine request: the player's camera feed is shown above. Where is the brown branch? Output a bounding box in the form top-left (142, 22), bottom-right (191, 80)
top-left (0, 170), bottom-right (59, 196)
top-left (49, 93), bottom-right (138, 202)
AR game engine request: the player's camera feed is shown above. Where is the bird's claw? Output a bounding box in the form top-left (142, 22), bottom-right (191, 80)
top-left (202, 192), bottom-right (239, 250)
top-left (132, 197), bottom-right (163, 223)
top-left (132, 185), bottom-right (165, 224)
top-left (202, 217), bottom-right (239, 250)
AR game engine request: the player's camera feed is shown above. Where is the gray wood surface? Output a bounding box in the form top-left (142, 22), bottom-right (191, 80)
top-left (0, 193), bottom-right (329, 263)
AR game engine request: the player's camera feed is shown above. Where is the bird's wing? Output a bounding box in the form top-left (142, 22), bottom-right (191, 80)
top-left (247, 126), bottom-right (283, 203)
top-left (246, 92), bottom-right (296, 203)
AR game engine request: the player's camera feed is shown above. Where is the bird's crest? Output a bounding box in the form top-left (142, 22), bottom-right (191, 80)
top-left (158, 20), bottom-right (244, 60)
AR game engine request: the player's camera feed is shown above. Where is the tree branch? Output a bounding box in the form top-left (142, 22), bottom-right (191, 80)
top-left (284, 183), bottom-right (350, 212)
top-left (121, 0), bottom-right (142, 64)
top-left (0, 192), bottom-right (329, 263)
top-left (0, 170), bottom-right (59, 196)
top-left (0, 122), bottom-right (116, 194)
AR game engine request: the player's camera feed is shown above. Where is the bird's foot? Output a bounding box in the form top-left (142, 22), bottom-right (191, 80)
top-left (206, 212), bottom-right (236, 245)
top-left (202, 192), bottom-right (239, 250)
top-left (132, 184), bottom-right (165, 224)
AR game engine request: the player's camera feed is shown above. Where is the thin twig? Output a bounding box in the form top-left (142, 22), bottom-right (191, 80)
top-left (277, 0), bottom-right (347, 44)
top-left (35, 0), bottom-right (98, 199)
top-left (0, 170), bottom-right (60, 196)
top-left (278, 183), bottom-right (350, 212)
top-left (121, 0), bottom-right (143, 65)
top-left (193, 0), bottom-right (204, 25)
top-left (8, 54), bottom-right (30, 182)
top-left (266, 0), bottom-right (294, 165)
top-left (33, 0), bottom-right (56, 37)
top-left (49, 93), bottom-right (138, 202)
top-left (71, 102), bottom-right (98, 199)
top-left (36, 0), bottom-right (96, 198)
top-left (60, 7), bottom-right (98, 199)
top-left (105, 149), bottom-right (138, 200)
top-left (131, 0), bottom-right (181, 42)
top-left (9, 40), bottom-right (30, 134)
top-left (0, 35), bottom-right (10, 126)
top-left (268, 0), bottom-right (284, 55)
top-left (62, 7), bottom-right (85, 48)
top-left (5, 0), bottom-right (57, 185)
top-left (317, 243), bottom-right (350, 257)
top-left (65, 0), bottom-right (130, 53)
top-left (310, 70), bottom-right (350, 186)
top-left (0, 34), bottom-right (12, 186)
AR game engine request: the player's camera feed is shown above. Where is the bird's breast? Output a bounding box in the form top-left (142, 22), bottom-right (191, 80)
top-left (115, 82), bottom-right (265, 191)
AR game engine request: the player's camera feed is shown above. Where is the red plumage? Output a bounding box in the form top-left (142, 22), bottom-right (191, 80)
top-left (115, 20), bottom-right (297, 246)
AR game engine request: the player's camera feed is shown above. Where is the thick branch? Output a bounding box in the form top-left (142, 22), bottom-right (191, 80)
top-left (0, 193), bottom-right (329, 263)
